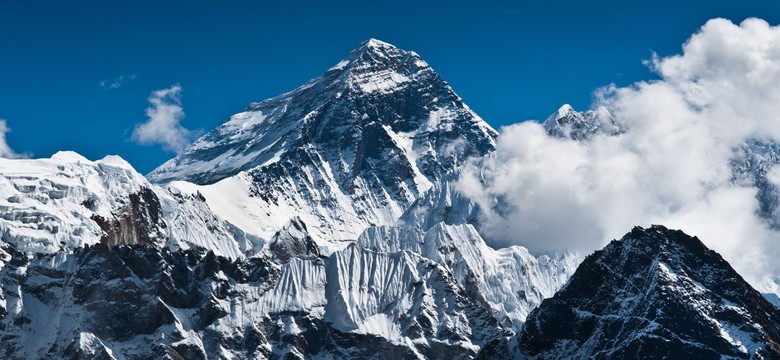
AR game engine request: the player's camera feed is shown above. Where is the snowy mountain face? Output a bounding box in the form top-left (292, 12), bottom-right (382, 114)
top-left (0, 40), bottom-right (584, 359)
top-left (149, 39), bottom-right (498, 250)
top-left (542, 104), bottom-right (623, 141)
top-left (478, 225), bottom-right (780, 359)
top-left (0, 152), bottom-right (249, 258)
top-left (0, 170), bottom-right (564, 359)
top-left (357, 222), bottom-right (579, 330)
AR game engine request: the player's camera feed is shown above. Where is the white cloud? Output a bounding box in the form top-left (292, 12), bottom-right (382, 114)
top-left (99, 74), bottom-right (136, 90)
top-left (458, 18), bottom-right (780, 291)
top-left (0, 119), bottom-right (28, 159)
top-left (132, 84), bottom-right (199, 153)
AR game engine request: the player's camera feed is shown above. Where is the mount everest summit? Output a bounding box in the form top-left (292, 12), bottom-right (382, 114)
top-left (149, 38), bottom-right (497, 252)
top-left (0, 39), bottom-right (778, 359)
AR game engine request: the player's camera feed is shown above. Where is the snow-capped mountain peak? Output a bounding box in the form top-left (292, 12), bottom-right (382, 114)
top-left (327, 38), bottom-right (433, 94)
top-left (548, 103), bottom-right (575, 122)
top-left (337, 38), bottom-right (410, 67)
top-left (150, 39), bottom-right (497, 251)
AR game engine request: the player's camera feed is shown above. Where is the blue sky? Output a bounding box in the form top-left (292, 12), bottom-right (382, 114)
top-left (1, 1), bottom-right (779, 173)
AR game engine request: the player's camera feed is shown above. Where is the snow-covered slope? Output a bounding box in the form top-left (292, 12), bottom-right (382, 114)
top-left (357, 223), bottom-right (578, 330)
top-left (0, 151), bottom-right (250, 259)
top-left (479, 225), bottom-right (780, 359)
top-left (151, 39), bottom-right (497, 252)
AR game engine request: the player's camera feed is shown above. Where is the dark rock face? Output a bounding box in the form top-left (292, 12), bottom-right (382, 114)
top-left (0, 243), bottom-right (276, 359)
top-left (489, 225), bottom-right (780, 359)
top-left (0, 242), bottom-right (402, 359)
top-left (90, 186), bottom-right (166, 247)
top-left (0, 238), bottom-right (504, 359)
top-left (268, 217), bottom-right (320, 263)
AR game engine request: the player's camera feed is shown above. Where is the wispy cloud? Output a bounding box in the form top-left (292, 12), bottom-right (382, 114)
top-left (0, 119), bottom-right (29, 159)
top-left (131, 84), bottom-right (200, 153)
top-left (99, 74), bottom-right (137, 91)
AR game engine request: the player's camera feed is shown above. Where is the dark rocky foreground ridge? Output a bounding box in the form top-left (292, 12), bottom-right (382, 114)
top-left (479, 225), bottom-right (780, 359)
top-left (6, 224), bottom-right (777, 359)
top-left (0, 239), bottom-right (501, 359)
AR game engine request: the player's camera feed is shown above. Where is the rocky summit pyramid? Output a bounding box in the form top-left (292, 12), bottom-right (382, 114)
top-left (149, 38), bottom-right (496, 186)
top-left (149, 39), bottom-right (497, 251)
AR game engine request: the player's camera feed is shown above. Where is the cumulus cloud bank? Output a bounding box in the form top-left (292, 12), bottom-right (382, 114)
top-left (132, 84), bottom-right (199, 152)
top-left (459, 18), bottom-right (780, 291)
top-left (0, 119), bottom-right (28, 159)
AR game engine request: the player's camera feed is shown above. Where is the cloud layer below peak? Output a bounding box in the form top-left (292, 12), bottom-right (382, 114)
top-left (458, 17), bottom-right (780, 292)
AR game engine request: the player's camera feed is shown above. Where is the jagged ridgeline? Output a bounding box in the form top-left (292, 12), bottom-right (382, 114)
top-left (0, 39), bottom-right (577, 359)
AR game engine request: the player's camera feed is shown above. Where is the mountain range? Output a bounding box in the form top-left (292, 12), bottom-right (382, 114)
top-left (0, 39), bottom-right (778, 359)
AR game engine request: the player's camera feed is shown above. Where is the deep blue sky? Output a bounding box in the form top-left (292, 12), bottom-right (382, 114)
top-left (2, 1), bottom-right (779, 173)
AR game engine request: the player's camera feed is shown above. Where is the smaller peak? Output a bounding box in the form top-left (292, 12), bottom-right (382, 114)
top-left (620, 225), bottom-right (709, 255)
top-left (50, 151), bottom-right (90, 163)
top-left (268, 217), bottom-right (319, 263)
top-left (555, 104), bottom-right (575, 117)
top-left (97, 155), bottom-right (134, 170)
top-left (543, 104), bottom-right (578, 126)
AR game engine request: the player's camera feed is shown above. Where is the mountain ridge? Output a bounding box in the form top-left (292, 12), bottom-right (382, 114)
top-left (478, 225), bottom-right (780, 359)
